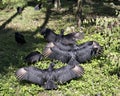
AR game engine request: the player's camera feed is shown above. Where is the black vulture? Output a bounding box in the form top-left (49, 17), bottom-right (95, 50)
top-left (34, 3), bottom-right (42, 10)
top-left (15, 32), bottom-right (26, 44)
top-left (17, 7), bottom-right (23, 14)
top-left (40, 28), bottom-right (84, 45)
top-left (16, 62), bottom-right (84, 90)
top-left (43, 41), bottom-right (103, 64)
top-left (24, 51), bottom-right (43, 64)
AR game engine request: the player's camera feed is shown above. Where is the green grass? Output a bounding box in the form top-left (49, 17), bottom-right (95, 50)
top-left (0, 2), bottom-right (120, 96)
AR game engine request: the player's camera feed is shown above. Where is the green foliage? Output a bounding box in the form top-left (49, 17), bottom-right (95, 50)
top-left (0, 1), bottom-right (120, 96)
top-left (2, 0), bottom-right (27, 7)
top-left (1, 0), bottom-right (48, 8)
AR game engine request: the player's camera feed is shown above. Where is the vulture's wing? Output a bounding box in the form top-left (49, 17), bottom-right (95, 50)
top-left (53, 41), bottom-right (75, 51)
top-left (16, 62), bottom-right (84, 90)
top-left (59, 37), bottom-right (76, 45)
top-left (16, 66), bottom-right (46, 86)
top-left (16, 63), bottom-right (58, 90)
top-left (63, 32), bottom-right (84, 41)
top-left (72, 41), bottom-right (93, 50)
top-left (56, 29), bottom-right (76, 45)
top-left (40, 28), bottom-right (58, 42)
top-left (43, 42), bottom-right (72, 63)
top-left (54, 64), bottom-right (84, 84)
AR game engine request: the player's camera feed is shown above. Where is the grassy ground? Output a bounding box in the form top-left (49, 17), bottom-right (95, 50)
top-left (0, 1), bottom-right (120, 96)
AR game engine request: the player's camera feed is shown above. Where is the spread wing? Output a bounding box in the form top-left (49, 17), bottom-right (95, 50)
top-left (54, 64), bottom-right (84, 84)
top-left (63, 32), bottom-right (84, 41)
top-left (43, 42), bottom-right (72, 63)
top-left (16, 66), bottom-right (46, 86)
top-left (41, 28), bottom-right (80, 44)
top-left (16, 62), bottom-right (84, 90)
top-left (16, 64), bottom-right (58, 90)
top-left (60, 29), bottom-right (84, 42)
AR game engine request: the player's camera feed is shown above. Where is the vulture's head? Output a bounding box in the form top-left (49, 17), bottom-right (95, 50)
top-left (91, 41), bottom-right (103, 56)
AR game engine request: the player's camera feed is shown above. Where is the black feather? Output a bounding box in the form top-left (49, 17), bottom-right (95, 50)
top-left (34, 3), bottom-right (42, 10)
top-left (40, 28), bottom-right (58, 42)
top-left (43, 42), bottom-right (71, 63)
top-left (24, 51), bottom-right (43, 64)
top-left (60, 29), bottom-right (84, 42)
top-left (40, 28), bottom-right (84, 45)
top-left (43, 41), bottom-right (103, 64)
top-left (15, 32), bottom-right (26, 44)
top-left (15, 62), bottom-right (84, 90)
top-left (17, 7), bottom-right (23, 14)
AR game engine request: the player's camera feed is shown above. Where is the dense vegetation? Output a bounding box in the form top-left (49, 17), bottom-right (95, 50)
top-left (0, 0), bottom-right (120, 96)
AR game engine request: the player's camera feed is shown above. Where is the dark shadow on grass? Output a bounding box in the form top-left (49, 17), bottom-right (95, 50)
top-left (91, 2), bottom-right (116, 16)
top-left (0, 6), bottom-right (26, 31)
top-left (79, 1), bottom-right (119, 27)
top-left (35, 0), bottom-right (119, 30)
top-left (0, 4), bottom-right (56, 74)
top-left (83, 0), bottom-right (119, 16)
top-left (0, 12), bottom-right (18, 30)
top-left (35, 4), bottom-right (52, 33)
top-left (0, 27), bottom-right (46, 74)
